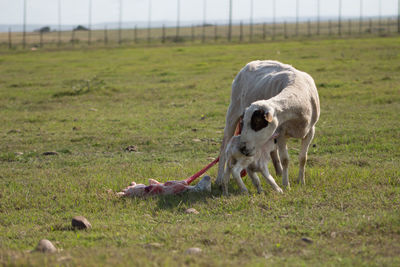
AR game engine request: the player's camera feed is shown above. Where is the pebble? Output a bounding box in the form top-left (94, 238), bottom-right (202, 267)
top-left (185, 247), bottom-right (202, 255)
top-left (301, 237), bottom-right (313, 244)
top-left (71, 216), bottom-right (92, 230)
top-left (35, 239), bottom-right (57, 253)
top-left (185, 208), bottom-right (199, 214)
top-left (42, 151), bottom-right (59, 156)
top-left (144, 242), bottom-right (163, 249)
top-left (124, 145), bottom-right (138, 152)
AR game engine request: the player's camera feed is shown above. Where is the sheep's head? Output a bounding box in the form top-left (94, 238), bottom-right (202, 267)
top-left (239, 102), bottom-right (278, 156)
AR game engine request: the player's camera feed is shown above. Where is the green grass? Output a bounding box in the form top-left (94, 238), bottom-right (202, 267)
top-left (0, 36), bottom-right (399, 266)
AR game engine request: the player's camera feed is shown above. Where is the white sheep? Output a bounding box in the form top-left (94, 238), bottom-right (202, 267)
top-left (222, 133), bottom-right (283, 195)
top-left (217, 60), bottom-right (320, 188)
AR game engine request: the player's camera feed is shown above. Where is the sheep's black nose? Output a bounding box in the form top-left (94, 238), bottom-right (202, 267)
top-left (239, 145), bottom-right (250, 156)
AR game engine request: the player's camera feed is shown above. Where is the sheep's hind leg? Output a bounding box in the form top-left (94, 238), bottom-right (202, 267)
top-left (277, 137), bottom-right (290, 189)
top-left (270, 149), bottom-right (283, 176)
top-left (298, 126), bottom-right (315, 185)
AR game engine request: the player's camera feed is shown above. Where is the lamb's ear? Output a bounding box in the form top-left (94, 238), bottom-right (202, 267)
top-left (264, 112), bottom-right (273, 123)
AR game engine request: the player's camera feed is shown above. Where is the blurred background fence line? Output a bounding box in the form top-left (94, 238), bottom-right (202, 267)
top-left (0, 0), bottom-right (399, 49)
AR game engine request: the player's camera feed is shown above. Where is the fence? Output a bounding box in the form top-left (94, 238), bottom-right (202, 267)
top-left (1, 0), bottom-right (399, 49)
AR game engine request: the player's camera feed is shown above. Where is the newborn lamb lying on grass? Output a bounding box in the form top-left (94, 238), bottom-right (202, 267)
top-left (222, 133), bottom-right (283, 195)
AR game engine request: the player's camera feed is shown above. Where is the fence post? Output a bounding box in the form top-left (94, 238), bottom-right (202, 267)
top-left (398, 0), bottom-right (400, 34)
top-left (263, 23), bottom-right (266, 40)
top-left (228, 0), bottom-right (232, 42)
top-left (191, 24), bottom-right (195, 43)
top-left (284, 21), bottom-right (288, 39)
top-left (40, 31), bottom-right (43, 48)
top-left (162, 24), bottom-right (166, 43)
top-left (329, 20), bottom-right (332, 35)
top-left (338, 0), bottom-right (342, 36)
top-left (147, 26), bottom-right (151, 44)
top-left (57, 30), bottom-right (61, 47)
top-left (8, 28), bottom-right (12, 49)
top-left (369, 18), bottom-right (372, 34)
top-left (202, 23), bottom-right (206, 43)
top-left (214, 24), bottom-right (218, 42)
top-left (308, 20), bottom-right (311, 37)
top-left (104, 26), bottom-right (108, 45)
top-left (239, 21), bottom-right (243, 42)
top-left (88, 29), bottom-right (91, 46)
top-left (71, 28), bottom-right (75, 47)
top-left (295, 0), bottom-right (299, 36)
top-left (134, 25), bottom-right (137, 44)
top-left (348, 19), bottom-right (352, 35)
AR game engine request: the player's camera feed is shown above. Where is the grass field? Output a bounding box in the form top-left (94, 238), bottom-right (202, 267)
top-left (0, 36), bottom-right (399, 266)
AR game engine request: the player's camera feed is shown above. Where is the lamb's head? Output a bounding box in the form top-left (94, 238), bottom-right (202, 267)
top-left (239, 102), bottom-right (278, 157)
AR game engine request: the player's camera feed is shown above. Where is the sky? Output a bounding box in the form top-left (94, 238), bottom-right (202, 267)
top-left (0, 0), bottom-right (398, 27)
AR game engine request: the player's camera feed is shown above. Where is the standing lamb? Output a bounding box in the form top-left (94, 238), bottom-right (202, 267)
top-left (222, 133), bottom-right (283, 195)
top-left (216, 60), bottom-right (320, 188)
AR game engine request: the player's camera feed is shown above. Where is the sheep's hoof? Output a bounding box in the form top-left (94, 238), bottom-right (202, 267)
top-left (276, 187), bottom-right (283, 194)
top-left (240, 189), bottom-right (249, 195)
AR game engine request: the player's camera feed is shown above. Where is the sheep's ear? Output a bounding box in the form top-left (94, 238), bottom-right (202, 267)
top-left (264, 112), bottom-right (273, 123)
top-left (251, 109), bottom-right (269, 131)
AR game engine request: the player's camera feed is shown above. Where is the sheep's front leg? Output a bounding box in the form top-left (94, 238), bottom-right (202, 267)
top-left (277, 137), bottom-right (290, 189)
top-left (232, 166), bottom-right (248, 194)
top-left (298, 126), bottom-right (315, 185)
top-left (247, 170), bottom-right (263, 194)
top-left (260, 164), bottom-right (283, 193)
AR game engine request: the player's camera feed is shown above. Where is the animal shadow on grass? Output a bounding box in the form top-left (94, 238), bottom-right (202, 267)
top-left (154, 181), bottom-right (250, 210)
top-left (154, 182), bottom-right (224, 210)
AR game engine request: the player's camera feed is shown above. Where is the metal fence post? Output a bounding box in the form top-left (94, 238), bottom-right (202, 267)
top-left (162, 24), bottom-right (166, 43)
top-left (104, 26), bottom-right (108, 45)
top-left (8, 28), bottom-right (12, 49)
top-left (192, 25), bottom-right (195, 42)
top-left (239, 21), bottom-right (243, 42)
top-left (228, 0), bottom-right (232, 41)
top-left (40, 31), bottom-right (43, 48)
top-left (284, 21), bottom-right (288, 38)
top-left (134, 25), bottom-right (137, 44)
top-left (71, 28), bottom-right (75, 47)
top-left (263, 23), bottom-right (266, 40)
top-left (338, 0), bottom-right (342, 36)
top-left (214, 23), bottom-right (218, 42)
top-left (23, 0), bottom-right (27, 49)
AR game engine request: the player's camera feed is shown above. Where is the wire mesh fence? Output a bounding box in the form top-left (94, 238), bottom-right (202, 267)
top-left (0, 0), bottom-right (399, 49)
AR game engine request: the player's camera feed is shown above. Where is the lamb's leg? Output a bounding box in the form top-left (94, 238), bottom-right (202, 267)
top-left (232, 167), bottom-right (248, 194)
top-left (298, 126), bottom-right (315, 185)
top-left (222, 163), bottom-right (231, 196)
top-left (216, 114), bottom-right (241, 185)
top-left (260, 164), bottom-right (283, 193)
top-left (247, 170), bottom-right (263, 194)
top-left (277, 137), bottom-right (290, 189)
top-left (270, 149), bottom-right (283, 176)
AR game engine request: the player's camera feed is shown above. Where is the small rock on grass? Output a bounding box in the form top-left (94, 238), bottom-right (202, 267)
top-left (35, 239), bottom-right (57, 253)
top-left (71, 216), bottom-right (92, 230)
top-left (185, 208), bottom-right (199, 214)
top-left (301, 237), bottom-right (313, 244)
top-left (42, 151), bottom-right (59, 156)
top-left (185, 247), bottom-right (202, 255)
top-left (124, 145), bottom-right (138, 152)
top-left (144, 242), bottom-right (163, 249)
